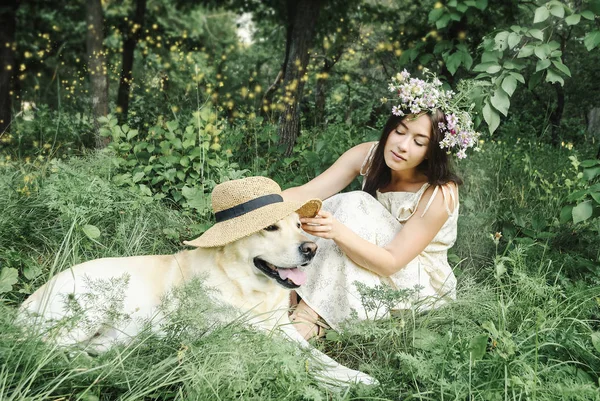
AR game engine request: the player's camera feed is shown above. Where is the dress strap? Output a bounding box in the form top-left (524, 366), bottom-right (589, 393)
top-left (420, 184), bottom-right (457, 217)
top-left (359, 142), bottom-right (378, 177)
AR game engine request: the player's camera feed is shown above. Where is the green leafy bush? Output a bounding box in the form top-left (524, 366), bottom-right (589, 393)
top-left (99, 111), bottom-right (248, 219)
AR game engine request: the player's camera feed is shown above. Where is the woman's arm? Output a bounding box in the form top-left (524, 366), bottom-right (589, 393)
top-left (301, 183), bottom-right (459, 277)
top-left (281, 142), bottom-right (377, 202)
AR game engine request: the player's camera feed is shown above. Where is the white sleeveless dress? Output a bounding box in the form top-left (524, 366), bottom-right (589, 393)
top-left (296, 143), bottom-right (459, 331)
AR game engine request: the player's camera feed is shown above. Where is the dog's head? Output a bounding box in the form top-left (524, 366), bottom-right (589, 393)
top-left (228, 213), bottom-right (317, 289)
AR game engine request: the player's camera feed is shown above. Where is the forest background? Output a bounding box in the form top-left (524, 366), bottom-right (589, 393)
top-left (1, 0), bottom-right (600, 400)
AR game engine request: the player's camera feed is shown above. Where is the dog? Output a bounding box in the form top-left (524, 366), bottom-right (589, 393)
top-left (20, 212), bottom-right (377, 386)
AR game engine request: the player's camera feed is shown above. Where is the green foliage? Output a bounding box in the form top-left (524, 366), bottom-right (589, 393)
top-left (561, 156), bottom-right (600, 225)
top-left (99, 112), bottom-right (248, 218)
top-left (0, 153), bottom-right (192, 302)
top-left (327, 244), bottom-right (600, 401)
top-left (470, 0), bottom-right (600, 134)
top-left (0, 104), bottom-right (95, 160)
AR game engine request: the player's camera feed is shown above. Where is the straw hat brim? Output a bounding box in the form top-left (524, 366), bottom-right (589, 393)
top-left (183, 199), bottom-right (322, 248)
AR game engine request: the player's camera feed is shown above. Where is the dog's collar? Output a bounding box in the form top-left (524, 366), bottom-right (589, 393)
top-left (215, 194), bottom-right (283, 223)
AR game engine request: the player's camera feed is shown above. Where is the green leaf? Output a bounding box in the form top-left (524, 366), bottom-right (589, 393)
top-left (491, 88), bottom-right (510, 116)
top-left (126, 129), bottom-right (138, 140)
top-left (82, 224), bottom-right (101, 240)
top-left (580, 160), bottom-right (600, 168)
top-left (495, 261), bottom-right (507, 280)
top-left (592, 332), bottom-right (600, 354)
top-left (560, 205), bottom-right (574, 224)
top-left (534, 6), bottom-right (550, 23)
top-left (572, 201), bottom-right (593, 224)
top-left (436, 14), bottom-right (451, 29)
top-left (486, 65), bottom-right (502, 74)
top-left (549, 3), bottom-right (564, 18)
top-left (583, 166), bottom-right (600, 181)
top-left (528, 71), bottom-right (543, 90)
top-left (139, 184), bottom-right (152, 197)
top-left (132, 171), bottom-right (145, 183)
top-left (510, 72), bottom-right (525, 83)
top-left (501, 75), bottom-right (518, 96)
top-left (200, 107), bottom-right (212, 122)
top-left (517, 45), bottom-right (534, 58)
top-left (180, 156), bottom-right (190, 167)
top-left (551, 60), bottom-right (571, 77)
top-left (546, 68), bottom-right (564, 85)
top-left (475, 0), bottom-right (488, 10)
top-left (0, 268), bottom-right (18, 294)
top-left (534, 45), bottom-right (549, 60)
top-left (428, 8), bottom-right (445, 22)
top-left (482, 50), bottom-right (501, 63)
top-left (483, 101), bottom-right (500, 133)
top-left (460, 50), bottom-right (474, 70)
top-left (568, 189), bottom-right (590, 202)
top-left (581, 10), bottom-right (595, 20)
top-left (181, 185), bottom-right (209, 213)
top-left (565, 14), bottom-right (581, 25)
top-left (473, 62), bottom-right (495, 72)
top-left (494, 32), bottom-right (509, 51)
top-left (584, 31), bottom-right (600, 51)
top-left (166, 120), bottom-right (179, 132)
top-left (528, 29), bottom-right (544, 41)
top-left (469, 334), bottom-right (488, 361)
top-left (536, 59), bottom-right (551, 72)
top-left (507, 32), bottom-right (521, 49)
top-left (445, 54), bottom-right (461, 75)
top-left (591, 193), bottom-right (600, 204)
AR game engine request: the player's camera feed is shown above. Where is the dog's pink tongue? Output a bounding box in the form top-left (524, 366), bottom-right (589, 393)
top-left (278, 268), bottom-right (306, 285)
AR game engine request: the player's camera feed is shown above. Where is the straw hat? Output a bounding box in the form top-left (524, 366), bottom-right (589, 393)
top-left (184, 176), bottom-right (322, 248)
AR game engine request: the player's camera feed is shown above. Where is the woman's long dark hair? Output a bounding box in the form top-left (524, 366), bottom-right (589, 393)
top-left (362, 111), bottom-right (463, 197)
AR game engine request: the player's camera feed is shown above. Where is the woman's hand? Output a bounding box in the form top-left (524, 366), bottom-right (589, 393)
top-left (300, 210), bottom-right (340, 240)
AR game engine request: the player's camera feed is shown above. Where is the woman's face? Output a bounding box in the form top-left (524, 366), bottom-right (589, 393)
top-left (383, 113), bottom-right (432, 173)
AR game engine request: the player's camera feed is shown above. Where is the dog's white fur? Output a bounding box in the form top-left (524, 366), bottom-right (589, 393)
top-left (21, 213), bottom-right (376, 386)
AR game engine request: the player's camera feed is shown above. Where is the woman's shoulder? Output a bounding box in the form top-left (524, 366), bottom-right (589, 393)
top-left (417, 182), bottom-right (460, 217)
top-left (349, 141), bottom-right (378, 155)
top-left (352, 142), bottom-right (378, 176)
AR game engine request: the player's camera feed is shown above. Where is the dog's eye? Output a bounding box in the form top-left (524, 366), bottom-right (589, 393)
top-left (297, 223), bottom-right (301, 229)
top-left (264, 225), bottom-right (279, 232)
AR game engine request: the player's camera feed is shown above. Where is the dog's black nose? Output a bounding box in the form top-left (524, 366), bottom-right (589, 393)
top-left (300, 241), bottom-right (318, 258)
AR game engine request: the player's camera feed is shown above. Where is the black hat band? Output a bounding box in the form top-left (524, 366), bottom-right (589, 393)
top-left (214, 194), bottom-right (284, 223)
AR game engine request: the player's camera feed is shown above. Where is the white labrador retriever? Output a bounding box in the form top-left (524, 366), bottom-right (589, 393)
top-left (20, 212), bottom-right (377, 386)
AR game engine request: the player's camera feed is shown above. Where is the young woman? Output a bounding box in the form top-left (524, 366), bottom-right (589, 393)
top-left (281, 70), bottom-right (478, 339)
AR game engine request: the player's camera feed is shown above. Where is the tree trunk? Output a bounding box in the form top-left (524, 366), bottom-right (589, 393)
top-left (549, 83), bottom-right (564, 147)
top-left (315, 58), bottom-right (335, 127)
top-left (314, 75), bottom-right (326, 127)
top-left (261, 19), bottom-right (293, 118)
top-left (86, 0), bottom-right (109, 148)
top-left (0, 0), bottom-right (18, 135)
top-left (117, 0), bottom-right (146, 124)
top-left (277, 0), bottom-right (322, 156)
top-left (587, 107), bottom-right (600, 158)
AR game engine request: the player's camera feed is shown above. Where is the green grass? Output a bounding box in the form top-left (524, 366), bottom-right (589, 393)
top-left (0, 136), bottom-right (599, 400)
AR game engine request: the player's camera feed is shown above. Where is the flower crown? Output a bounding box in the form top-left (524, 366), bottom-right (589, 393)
top-left (386, 68), bottom-right (480, 159)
